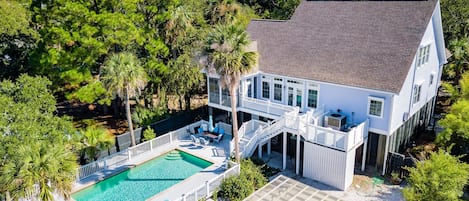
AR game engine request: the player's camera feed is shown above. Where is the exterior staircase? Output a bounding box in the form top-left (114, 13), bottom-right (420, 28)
top-left (231, 106), bottom-right (369, 159)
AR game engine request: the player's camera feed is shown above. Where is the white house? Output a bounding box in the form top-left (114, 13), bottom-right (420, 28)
top-left (206, 0), bottom-right (446, 190)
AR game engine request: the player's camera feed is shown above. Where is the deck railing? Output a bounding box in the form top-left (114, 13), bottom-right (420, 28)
top-left (239, 96), bottom-right (297, 116)
top-left (173, 161), bottom-right (241, 201)
top-left (77, 120), bottom-right (211, 181)
top-left (236, 109), bottom-right (369, 158)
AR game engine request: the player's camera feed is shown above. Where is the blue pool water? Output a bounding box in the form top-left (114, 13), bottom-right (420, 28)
top-left (72, 150), bottom-right (212, 201)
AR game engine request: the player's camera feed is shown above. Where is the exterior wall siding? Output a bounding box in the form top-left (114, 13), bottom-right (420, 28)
top-left (390, 15), bottom-right (443, 134)
top-left (303, 141), bottom-right (356, 190)
top-left (243, 73), bottom-right (392, 134)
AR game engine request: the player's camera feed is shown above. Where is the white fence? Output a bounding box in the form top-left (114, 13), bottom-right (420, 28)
top-left (77, 120), bottom-right (213, 180)
top-left (174, 161), bottom-right (241, 201)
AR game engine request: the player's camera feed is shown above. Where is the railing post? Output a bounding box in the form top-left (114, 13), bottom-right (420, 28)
top-left (127, 149), bottom-right (132, 161)
top-left (150, 139), bottom-right (153, 152)
top-left (169, 132), bottom-right (173, 144)
top-left (206, 181), bottom-right (210, 197)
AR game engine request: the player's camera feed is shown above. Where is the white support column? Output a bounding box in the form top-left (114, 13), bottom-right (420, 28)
top-left (267, 139), bottom-right (271, 156)
top-left (258, 143), bottom-right (263, 159)
top-left (295, 134), bottom-right (300, 175)
top-left (283, 131), bottom-right (287, 170)
top-left (361, 137), bottom-right (368, 172)
top-left (382, 135), bottom-right (390, 175)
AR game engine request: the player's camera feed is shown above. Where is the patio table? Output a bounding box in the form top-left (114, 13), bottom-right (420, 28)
top-left (203, 133), bottom-right (219, 142)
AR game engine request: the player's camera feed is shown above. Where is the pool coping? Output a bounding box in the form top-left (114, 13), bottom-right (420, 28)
top-left (72, 138), bottom-right (229, 201)
top-left (72, 143), bottom-right (180, 193)
top-left (147, 145), bottom-right (228, 201)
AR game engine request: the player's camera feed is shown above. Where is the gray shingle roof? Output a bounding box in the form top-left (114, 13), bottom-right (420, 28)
top-left (247, 1), bottom-right (437, 93)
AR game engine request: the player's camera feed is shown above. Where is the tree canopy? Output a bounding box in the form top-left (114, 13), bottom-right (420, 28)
top-left (403, 150), bottom-right (469, 201)
top-left (0, 75), bottom-right (79, 200)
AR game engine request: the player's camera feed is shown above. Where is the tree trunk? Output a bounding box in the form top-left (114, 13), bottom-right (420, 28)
top-left (230, 84), bottom-right (240, 163)
top-left (178, 93), bottom-right (183, 111)
top-left (185, 93), bottom-right (191, 111)
top-left (6, 191), bottom-right (11, 201)
top-left (126, 86), bottom-right (136, 147)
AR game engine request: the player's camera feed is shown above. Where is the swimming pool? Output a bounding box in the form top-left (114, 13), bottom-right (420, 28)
top-left (72, 150), bottom-right (213, 201)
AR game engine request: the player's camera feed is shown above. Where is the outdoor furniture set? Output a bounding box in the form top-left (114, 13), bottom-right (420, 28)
top-left (189, 123), bottom-right (225, 146)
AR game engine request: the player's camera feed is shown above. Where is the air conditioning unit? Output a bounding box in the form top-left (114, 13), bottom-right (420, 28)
top-left (325, 113), bottom-right (347, 131)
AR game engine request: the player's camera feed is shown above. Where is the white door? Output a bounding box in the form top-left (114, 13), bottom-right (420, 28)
top-left (243, 79), bottom-right (252, 98)
top-left (287, 85), bottom-right (303, 108)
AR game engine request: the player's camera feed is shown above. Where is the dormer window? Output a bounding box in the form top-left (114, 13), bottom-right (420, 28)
top-left (416, 44), bottom-right (430, 67)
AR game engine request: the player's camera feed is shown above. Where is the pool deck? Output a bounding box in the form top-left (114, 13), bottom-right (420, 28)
top-left (73, 135), bottom-right (231, 201)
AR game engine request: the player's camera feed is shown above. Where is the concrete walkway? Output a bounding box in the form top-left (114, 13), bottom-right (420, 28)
top-left (261, 152), bottom-right (404, 201)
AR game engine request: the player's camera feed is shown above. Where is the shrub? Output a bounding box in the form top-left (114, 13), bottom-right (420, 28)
top-left (219, 176), bottom-right (252, 201)
top-left (218, 159), bottom-right (267, 201)
top-left (403, 150), bottom-right (469, 201)
top-left (142, 126), bottom-right (156, 142)
top-left (132, 106), bottom-right (167, 127)
top-left (240, 159), bottom-right (268, 189)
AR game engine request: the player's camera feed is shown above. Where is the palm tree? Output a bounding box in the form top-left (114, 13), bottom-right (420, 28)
top-left (0, 142), bottom-right (78, 201)
top-left (101, 52), bottom-right (147, 147)
top-left (204, 23), bottom-right (257, 163)
top-left (164, 5), bottom-right (195, 58)
top-left (81, 126), bottom-right (115, 162)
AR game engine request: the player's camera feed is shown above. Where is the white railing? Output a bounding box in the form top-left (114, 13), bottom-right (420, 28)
top-left (235, 110), bottom-right (369, 158)
top-left (304, 119), bottom-right (369, 151)
top-left (240, 97), bottom-right (297, 116)
top-left (173, 161), bottom-right (241, 201)
top-left (77, 120), bottom-right (211, 181)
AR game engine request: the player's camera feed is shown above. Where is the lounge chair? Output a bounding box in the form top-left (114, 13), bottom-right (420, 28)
top-left (199, 137), bottom-right (210, 146)
top-left (197, 127), bottom-right (204, 135)
top-left (190, 135), bottom-right (200, 145)
top-left (201, 123), bottom-right (208, 132)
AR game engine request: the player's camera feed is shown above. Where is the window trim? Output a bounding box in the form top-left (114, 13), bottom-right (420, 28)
top-left (368, 96), bottom-right (384, 118)
top-left (412, 84), bottom-right (422, 104)
top-left (429, 73), bottom-right (435, 86)
top-left (273, 77), bottom-right (283, 102)
top-left (261, 81), bottom-right (270, 99)
top-left (307, 83), bottom-right (319, 109)
top-left (416, 43), bottom-right (431, 68)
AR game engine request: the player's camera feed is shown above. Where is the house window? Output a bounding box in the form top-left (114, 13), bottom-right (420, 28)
top-left (413, 84), bottom-right (422, 104)
top-left (368, 97), bottom-right (384, 117)
top-left (246, 79), bottom-right (252, 98)
top-left (307, 83), bottom-right (318, 109)
top-left (429, 73), bottom-right (435, 86)
top-left (416, 44), bottom-right (431, 67)
top-left (262, 81), bottom-right (270, 99)
top-left (209, 78), bottom-right (220, 104)
top-left (307, 89), bottom-right (318, 108)
top-left (274, 83), bottom-right (282, 101)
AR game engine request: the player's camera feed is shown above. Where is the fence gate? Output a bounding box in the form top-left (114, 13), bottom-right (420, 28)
top-left (385, 152), bottom-right (417, 177)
